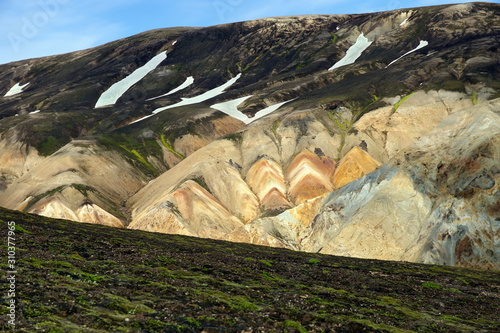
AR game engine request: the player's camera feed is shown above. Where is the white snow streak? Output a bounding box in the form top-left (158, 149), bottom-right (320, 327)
top-left (129, 114), bottom-right (155, 124)
top-left (329, 33), bottom-right (373, 71)
top-left (152, 73), bottom-right (242, 114)
top-left (95, 51), bottom-right (167, 108)
top-left (211, 97), bottom-right (293, 124)
top-left (4, 82), bottom-right (30, 97)
top-left (400, 18), bottom-right (409, 26)
top-left (146, 76), bottom-right (194, 101)
top-left (252, 100), bottom-right (292, 122)
top-left (29, 110), bottom-right (41, 114)
top-left (386, 40), bottom-right (428, 67)
top-left (210, 96), bottom-right (253, 123)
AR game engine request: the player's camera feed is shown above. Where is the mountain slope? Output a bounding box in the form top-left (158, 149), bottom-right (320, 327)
top-left (0, 3), bottom-right (499, 269)
top-left (1, 209), bottom-right (499, 332)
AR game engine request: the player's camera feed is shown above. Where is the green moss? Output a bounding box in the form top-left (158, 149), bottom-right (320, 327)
top-left (422, 281), bottom-right (442, 289)
top-left (259, 259), bottom-right (273, 267)
top-left (24, 185), bottom-right (67, 212)
top-left (349, 318), bottom-right (404, 333)
top-left (14, 224), bottom-right (28, 233)
top-left (243, 53), bottom-right (265, 71)
top-left (191, 176), bottom-right (212, 194)
top-left (184, 317), bottom-right (201, 327)
top-left (70, 183), bottom-right (95, 197)
top-left (97, 134), bottom-right (163, 177)
top-left (156, 255), bottom-right (178, 265)
top-left (37, 136), bottom-right (63, 156)
top-left (222, 132), bottom-right (243, 145)
top-left (378, 296), bottom-right (401, 305)
top-left (295, 63), bottom-right (307, 70)
top-left (160, 133), bottom-right (185, 159)
top-left (330, 32), bottom-right (338, 45)
top-left (284, 320), bottom-right (308, 333)
top-left (307, 258), bottom-right (321, 264)
top-left (393, 92), bottom-right (415, 111)
top-left (470, 91), bottom-right (478, 105)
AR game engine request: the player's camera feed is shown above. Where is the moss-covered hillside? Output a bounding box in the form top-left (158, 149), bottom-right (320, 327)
top-left (0, 207), bottom-right (498, 332)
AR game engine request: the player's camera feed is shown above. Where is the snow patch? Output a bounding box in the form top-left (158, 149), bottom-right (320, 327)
top-left (95, 51), bottom-right (167, 108)
top-left (129, 114), bottom-right (155, 125)
top-left (252, 100), bottom-right (293, 123)
top-left (152, 73), bottom-right (242, 114)
top-left (329, 33), bottom-right (373, 71)
top-left (210, 95), bottom-right (253, 123)
top-left (386, 40), bottom-right (428, 67)
top-left (4, 82), bottom-right (30, 97)
top-left (146, 76), bottom-right (194, 101)
top-left (400, 18), bottom-right (409, 26)
top-left (211, 97), bottom-right (293, 124)
top-left (29, 110), bottom-right (41, 114)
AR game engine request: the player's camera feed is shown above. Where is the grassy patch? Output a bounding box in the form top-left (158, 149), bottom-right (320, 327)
top-left (284, 320), bottom-right (308, 332)
top-left (307, 258), bottom-right (321, 264)
top-left (1, 207), bottom-right (499, 332)
top-left (393, 92), bottom-right (415, 111)
top-left (470, 91), bottom-right (478, 105)
top-left (221, 132), bottom-right (243, 145)
top-left (24, 185), bottom-right (67, 212)
top-left (160, 133), bottom-right (185, 159)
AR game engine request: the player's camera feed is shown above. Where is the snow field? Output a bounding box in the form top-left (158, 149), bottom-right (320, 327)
top-left (4, 82), bottom-right (30, 97)
top-left (329, 33), bottom-right (373, 71)
top-left (95, 51), bottom-right (167, 108)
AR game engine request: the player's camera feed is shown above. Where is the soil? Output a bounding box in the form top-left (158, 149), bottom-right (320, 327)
top-left (0, 207), bottom-right (499, 332)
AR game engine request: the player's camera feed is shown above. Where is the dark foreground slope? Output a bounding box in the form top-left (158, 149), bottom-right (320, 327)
top-left (1, 208), bottom-right (499, 332)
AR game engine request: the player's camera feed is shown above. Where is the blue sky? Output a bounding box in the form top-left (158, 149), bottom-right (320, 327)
top-left (0, 0), bottom-right (496, 64)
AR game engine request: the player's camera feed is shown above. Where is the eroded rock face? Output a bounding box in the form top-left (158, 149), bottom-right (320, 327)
top-left (246, 157), bottom-right (292, 213)
top-left (241, 100), bottom-right (500, 269)
top-left (129, 180), bottom-right (243, 239)
top-left (0, 3), bottom-right (499, 269)
top-left (286, 150), bottom-right (336, 205)
top-left (332, 146), bottom-right (380, 189)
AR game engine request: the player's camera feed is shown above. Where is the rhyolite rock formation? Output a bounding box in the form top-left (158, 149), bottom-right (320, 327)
top-left (0, 3), bottom-right (498, 269)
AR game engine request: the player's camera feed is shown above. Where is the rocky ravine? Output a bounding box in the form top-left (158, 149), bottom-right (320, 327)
top-left (0, 3), bottom-right (498, 269)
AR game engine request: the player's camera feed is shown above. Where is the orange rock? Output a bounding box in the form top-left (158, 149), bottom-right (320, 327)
top-left (246, 158), bottom-right (292, 212)
top-left (332, 146), bottom-right (380, 189)
top-left (285, 150), bottom-right (336, 205)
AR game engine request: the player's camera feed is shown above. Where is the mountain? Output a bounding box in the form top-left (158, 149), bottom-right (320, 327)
top-left (1, 208), bottom-right (500, 331)
top-left (0, 3), bottom-right (499, 269)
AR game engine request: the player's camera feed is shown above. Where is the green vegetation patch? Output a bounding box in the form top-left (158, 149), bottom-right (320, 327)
top-left (98, 133), bottom-right (162, 176)
top-left (393, 92), bottom-right (415, 111)
top-left (160, 133), bottom-right (185, 159)
top-left (1, 207), bottom-right (499, 332)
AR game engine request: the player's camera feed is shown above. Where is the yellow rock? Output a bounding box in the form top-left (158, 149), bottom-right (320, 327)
top-left (332, 146), bottom-right (380, 189)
